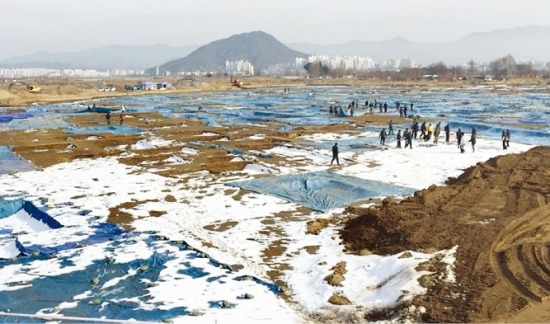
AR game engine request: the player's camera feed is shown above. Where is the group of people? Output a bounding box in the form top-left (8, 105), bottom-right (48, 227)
top-left (329, 100), bottom-right (414, 117)
top-left (328, 98), bottom-right (515, 165)
top-left (456, 127), bottom-right (477, 153)
top-left (105, 106), bottom-right (125, 125)
top-left (379, 118), bottom-right (448, 150)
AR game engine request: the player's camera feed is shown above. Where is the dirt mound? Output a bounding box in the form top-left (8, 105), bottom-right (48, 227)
top-left (341, 146), bottom-right (550, 322)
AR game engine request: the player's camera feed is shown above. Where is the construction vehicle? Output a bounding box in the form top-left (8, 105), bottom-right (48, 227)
top-left (26, 84), bottom-right (41, 93)
top-left (7, 81), bottom-right (41, 93)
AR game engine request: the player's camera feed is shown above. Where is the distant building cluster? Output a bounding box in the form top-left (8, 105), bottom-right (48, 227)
top-left (225, 60), bottom-right (254, 76)
top-left (0, 68), bottom-right (145, 78)
top-left (294, 55), bottom-right (416, 72)
top-left (4, 57), bottom-right (550, 80)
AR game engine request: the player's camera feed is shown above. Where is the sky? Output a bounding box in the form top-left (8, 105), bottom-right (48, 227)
top-left (2, 0), bottom-right (550, 60)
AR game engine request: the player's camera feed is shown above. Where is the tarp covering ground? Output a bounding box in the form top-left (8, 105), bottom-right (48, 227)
top-left (0, 146), bottom-right (36, 175)
top-left (0, 198), bottom-right (123, 259)
top-left (227, 170), bottom-right (415, 211)
top-left (0, 197), bottom-right (284, 323)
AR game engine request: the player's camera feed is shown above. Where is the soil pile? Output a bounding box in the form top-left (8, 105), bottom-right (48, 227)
top-left (341, 146), bottom-right (550, 322)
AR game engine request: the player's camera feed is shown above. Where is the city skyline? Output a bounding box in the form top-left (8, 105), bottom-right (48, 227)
top-left (2, 0), bottom-right (550, 60)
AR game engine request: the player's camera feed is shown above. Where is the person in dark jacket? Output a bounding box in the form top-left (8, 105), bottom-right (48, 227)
top-left (331, 143), bottom-right (340, 165)
top-left (404, 128), bottom-right (413, 149)
top-left (502, 130), bottom-right (508, 149)
top-left (469, 127), bottom-right (477, 152)
top-left (379, 128), bottom-right (387, 145)
top-left (444, 123), bottom-right (450, 142)
top-left (505, 129), bottom-right (510, 148)
top-left (396, 130), bottom-right (402, 148)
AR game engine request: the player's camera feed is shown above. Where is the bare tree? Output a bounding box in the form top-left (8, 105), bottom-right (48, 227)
top-left (490, 54), bottom-right (517, 78)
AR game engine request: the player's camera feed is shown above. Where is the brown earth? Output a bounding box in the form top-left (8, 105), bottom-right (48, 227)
top-left (341, 146), bottom-right (550, 323)
top-left (2, 75), bottom-right (548, 108)
top-left (2, 77), bottom-right (550, 322)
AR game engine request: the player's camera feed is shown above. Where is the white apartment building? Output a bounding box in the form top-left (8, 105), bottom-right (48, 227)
top-left (225, 60), bottom-right (254, 75)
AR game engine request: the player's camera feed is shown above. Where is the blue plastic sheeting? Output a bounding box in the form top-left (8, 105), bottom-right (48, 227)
top-left (3, 86), bottom-right (550, 145)
top-left (77, 107), bottom-right (120, 114)
top-left (21, 223), bottom-right (124, 257)
top-left (21, 201), bottom-right (63, 229)
top-left (0, 199), bottom-right (125, 259)
top-left (0, 199), bottom-right (62, 229)
top-left (0, 249), bottom-right (187, 322)
top-left (0, 233), bottom-right (280, 323)
top-left (0, 146), bottom-right (36, 175)
top-left (227, 170), bottom-right (415, 211)
top-left (63, 125), bottom-right (143, 135)
top-left (0, 112), bottom-right (33, 123)
top-left (0, 198), bottom-right (24, 218)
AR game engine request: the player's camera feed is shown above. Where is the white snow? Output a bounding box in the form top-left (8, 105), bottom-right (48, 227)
top-left (0, 129), bottom-right (534, 323)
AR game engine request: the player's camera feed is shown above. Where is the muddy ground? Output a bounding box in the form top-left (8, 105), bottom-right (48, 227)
top-left (2, 78), bottom-right (550, 322)
top-left (342, 146), bottom-right (550, 322)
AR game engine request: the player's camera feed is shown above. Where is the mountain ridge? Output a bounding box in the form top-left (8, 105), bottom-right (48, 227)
top-left (1, 25), bottom-right (549, 70)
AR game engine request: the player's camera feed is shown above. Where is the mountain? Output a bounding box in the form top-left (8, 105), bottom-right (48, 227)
top-left (1, 26), bottom-right (549, 71)
top-left (0, 44), bottom-right (197, 70)
top-left (290, 25), bottom-right (550, 65)
top-left (154, 31), bottom-right (308, 74)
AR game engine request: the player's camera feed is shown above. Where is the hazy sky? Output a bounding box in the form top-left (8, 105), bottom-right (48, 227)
top-left (2, 0), bottom-right (549, 60)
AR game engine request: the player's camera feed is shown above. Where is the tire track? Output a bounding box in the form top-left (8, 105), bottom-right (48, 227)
top-left (490, 205), bottom-right (550, 304)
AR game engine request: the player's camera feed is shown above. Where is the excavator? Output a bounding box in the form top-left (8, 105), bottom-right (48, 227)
top-left (230, 76), bottom-right (243, 88)
top-left (7, 81), bottom-right (41, 93)
top-left (26, 84), bottom-right (41, 93)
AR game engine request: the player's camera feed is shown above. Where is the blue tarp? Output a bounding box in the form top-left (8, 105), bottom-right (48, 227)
top-left (63, 125), bottom-right (143, 135)
top-left (0, 233), bottom-right (277, 323)
top-left (21, 201), bottom-right (63, 229)
top-left (0, 199), bottom-right (125, 259)
top-left (0, 199), bottom-right (61, 228)
top-left (227, 170), bottom-right (415, 211)
top-left (0, 248), bottom-right (188, 322)
top-left (0, 112), bottom-right (33, 123)
top-left (0, 198), bottom-right (24, 218)
top-left (0, 146), bottom-right (36, 175)
top-left (78, 107), bottom-right (120, 114)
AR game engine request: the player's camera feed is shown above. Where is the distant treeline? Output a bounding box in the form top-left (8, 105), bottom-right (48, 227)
top-left (305, 55), bottom-right (549, 81)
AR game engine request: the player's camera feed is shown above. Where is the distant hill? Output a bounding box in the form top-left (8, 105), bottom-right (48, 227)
top-left (290, 25), bottom-right (550, 65)
top-left (0, 44), bottom-right (197, 70)
top-left (154, 31), bottom-right (308, 74)
top-left (1, 25), bottom-right (549, 71)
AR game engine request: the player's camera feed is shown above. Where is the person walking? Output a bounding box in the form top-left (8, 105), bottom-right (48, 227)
top-left (505, 129), bottom-right (510, 148)
top-left (426, 123), bottom-right (434, 141)
top-left (459, 135), bottom-right (466, 153)
top-left (106, 112), bottom-right (111, 125)
top-left (502, 130), bottom-right (508, 150)
top-left (388, 120), bottom-right (394, 135)
top-left (379, 128), bottom-right (387, 145)
top-left (331, 143), bottom-right (340, 165)
top-left (396, 130), bottom-right (402, 148)
top-left (433, 126), bottom-right (440, 144)
top-left (119, 113), bottom-right (124, 125)
top-left (456, 128), bottom-right (464, 149)
top-left (469, 127), bottom-right (477, 152)
top-left (444, 123), bottom-right (451, 142)
top-left (404, 128), bottom-right (413, 149)
top-left (412, 120), bottom-right (419, 139)
top-left (420, 121), bottom-right (427, 140)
